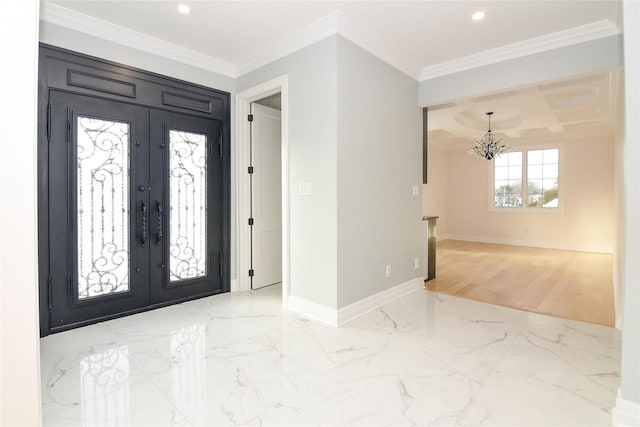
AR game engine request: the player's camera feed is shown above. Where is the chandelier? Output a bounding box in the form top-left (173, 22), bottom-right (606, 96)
top-left (467, 112), bottom-right (512, 160)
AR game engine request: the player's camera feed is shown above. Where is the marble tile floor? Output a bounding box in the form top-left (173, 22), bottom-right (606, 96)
top-left (40, 285), bottom-right (621, 426)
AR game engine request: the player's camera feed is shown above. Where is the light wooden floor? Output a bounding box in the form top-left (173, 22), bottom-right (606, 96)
top-left (426, 240), bottom-right (615, 327)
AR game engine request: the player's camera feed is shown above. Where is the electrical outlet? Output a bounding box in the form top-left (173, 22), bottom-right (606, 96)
top-left (385, 264), bottom-right (391, 278)
top-left (414, 257), bottom-right (420, 269)
top-left (412, 184), bottom-right (420, 196)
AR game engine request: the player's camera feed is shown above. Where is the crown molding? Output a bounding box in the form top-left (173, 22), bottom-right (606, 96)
top-left (420, 20), bottom-right (622, 81)
top-left (40, 2), bottom-right (236, 77)
top-left (39, 2), bottom-right (622, 86)
top-left (234, 11), bottom-right (341, 77)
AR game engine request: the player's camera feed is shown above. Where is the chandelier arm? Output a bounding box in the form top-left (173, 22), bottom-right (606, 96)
top-left (467, 112), bottom-right (511, 161)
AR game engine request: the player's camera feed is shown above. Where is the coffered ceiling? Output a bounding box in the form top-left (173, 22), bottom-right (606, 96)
top-left (427, 70), bottom-right (621, 150)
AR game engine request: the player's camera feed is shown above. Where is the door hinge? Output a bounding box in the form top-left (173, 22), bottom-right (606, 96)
top-left (248, 269), bottom-right (254, 277)
top-left (46, 101), bottom-right (52, 142)
top-left (248, 114), bottom-right (254, 122)
top-left (248, 166), bottom-right (254, 174)
top-left (66, 120), bottom-right (71, 144)
top-left (47, 274), bottom-right (53, 312)
top-left (218, 252), bottom-right (223, 279)
top-left (248, 217), bottom-right (254, 226)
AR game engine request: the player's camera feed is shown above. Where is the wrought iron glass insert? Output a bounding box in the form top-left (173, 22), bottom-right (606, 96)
top-left (169, 130), bottom-right (208, 281)
top-left (77, 116), bottom-right (131, 300)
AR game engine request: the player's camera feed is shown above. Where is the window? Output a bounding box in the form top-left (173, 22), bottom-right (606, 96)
top-left (491, 147), bottom-right (560, 210)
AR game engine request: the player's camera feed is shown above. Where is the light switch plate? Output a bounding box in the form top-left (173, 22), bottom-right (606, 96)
top-left (299, 182), bottom-right (312, 195)
top-left (412, 184), bottom-right (420, 196)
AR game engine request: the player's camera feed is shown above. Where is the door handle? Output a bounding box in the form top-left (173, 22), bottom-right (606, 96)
top-left (155, 200), bottom-right (163, 245)
top-left (140, 201), bottom-right (147, 247)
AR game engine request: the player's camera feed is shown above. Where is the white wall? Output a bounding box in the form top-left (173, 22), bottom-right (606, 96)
top-left (419, 35), bottom-right (623, 107)
top-left (444, 135), bottom-right (615, 253)
top-left (336, 37), bottom-right (422, 307)
top-left (0, 1), bottom-right (42, 425)
top-left (613, 69), bottom-right (626, 329)
top-left (617, 0), bottom-right (640, 416)
top-left (422, 146), bottom-right (449, 237)
top-left (236, 36), bottom-right (339, 308)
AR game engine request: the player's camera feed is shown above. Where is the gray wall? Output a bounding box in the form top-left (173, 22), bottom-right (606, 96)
top-left (236, 36), bottom-right (339, 308)
top-left (336, 37), bottom-right (422, 308)
top-left (419, 34), bottom-right (624, 107)
top-left (38, 23), bottom-right (423, 313)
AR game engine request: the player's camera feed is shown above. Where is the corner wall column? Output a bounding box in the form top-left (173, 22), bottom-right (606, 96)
top-left (0, 0), bottom-right (42, 424)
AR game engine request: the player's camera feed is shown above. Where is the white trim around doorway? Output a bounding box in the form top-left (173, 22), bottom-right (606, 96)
top-left (234, 75), bottom-right (290, 308)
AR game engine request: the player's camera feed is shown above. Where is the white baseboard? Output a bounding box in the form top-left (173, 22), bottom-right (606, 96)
top-left (288, 296), bottom-right (338, 327)
top-left (230, 278), bottom-right (239, 292)
top-left (337, 277), bottom-right (424, 326)
top-left (287, 277), bottom-right (425, 328)
top-left (613, 389), bottom-right (640, 426)
top-left (443, 233), bottom-right (613, 254)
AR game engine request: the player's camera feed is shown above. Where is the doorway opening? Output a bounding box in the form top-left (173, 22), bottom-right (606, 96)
top-left (422, 70), bottom-right (621, 327)
top-left (249, 95), bottom-right (283, 290)
top-left (235, 76), bottom-right (289, 306)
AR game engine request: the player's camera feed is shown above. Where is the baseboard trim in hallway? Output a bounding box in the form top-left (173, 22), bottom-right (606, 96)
top-left (287, 277), bottom-right (424, 327)
top-left (337, 277), bottom-right (424, 326)
top-left (613, 389), bottom-right (640, 426)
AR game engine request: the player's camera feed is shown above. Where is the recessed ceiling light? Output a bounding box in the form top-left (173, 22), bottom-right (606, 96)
top-left (472, 10), bottom-right (486, 21)
top-left (177, 4), bottom-right (191, 15)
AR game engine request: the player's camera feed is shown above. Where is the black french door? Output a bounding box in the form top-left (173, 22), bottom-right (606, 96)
top-left (48, 91), bottom-right (224, 330)
top-left (149, 110), bottom-right (224, 304)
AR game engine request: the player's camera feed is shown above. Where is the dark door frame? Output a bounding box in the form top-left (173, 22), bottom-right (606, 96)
top-left (38, 45), bottom-right (231, 336)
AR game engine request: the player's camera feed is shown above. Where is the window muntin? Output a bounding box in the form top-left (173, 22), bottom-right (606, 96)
top-left (492, 147), bottom-right (560, 210)
top-left (494, 152), bottom-right (523, 208)
top-left (526, 149), bottom-right (559, 208)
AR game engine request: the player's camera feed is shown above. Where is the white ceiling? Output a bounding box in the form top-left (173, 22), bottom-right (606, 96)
top-left (41, 1), bottom-right (623, 147)
top-left (45, 0), bottom-right (622, 80)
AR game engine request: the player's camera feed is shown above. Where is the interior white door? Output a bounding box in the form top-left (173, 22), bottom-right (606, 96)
top-left (251, 103), bottom-right (282, 289)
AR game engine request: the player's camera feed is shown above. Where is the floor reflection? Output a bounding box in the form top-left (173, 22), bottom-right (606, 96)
top-left (80, 346), bottom-right (130, 425)
top-left (170, 324), bottom-right (206, 420)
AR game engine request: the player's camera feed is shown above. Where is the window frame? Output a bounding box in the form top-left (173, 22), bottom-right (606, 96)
top-left (488, 142), bottom-right (565, 213)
